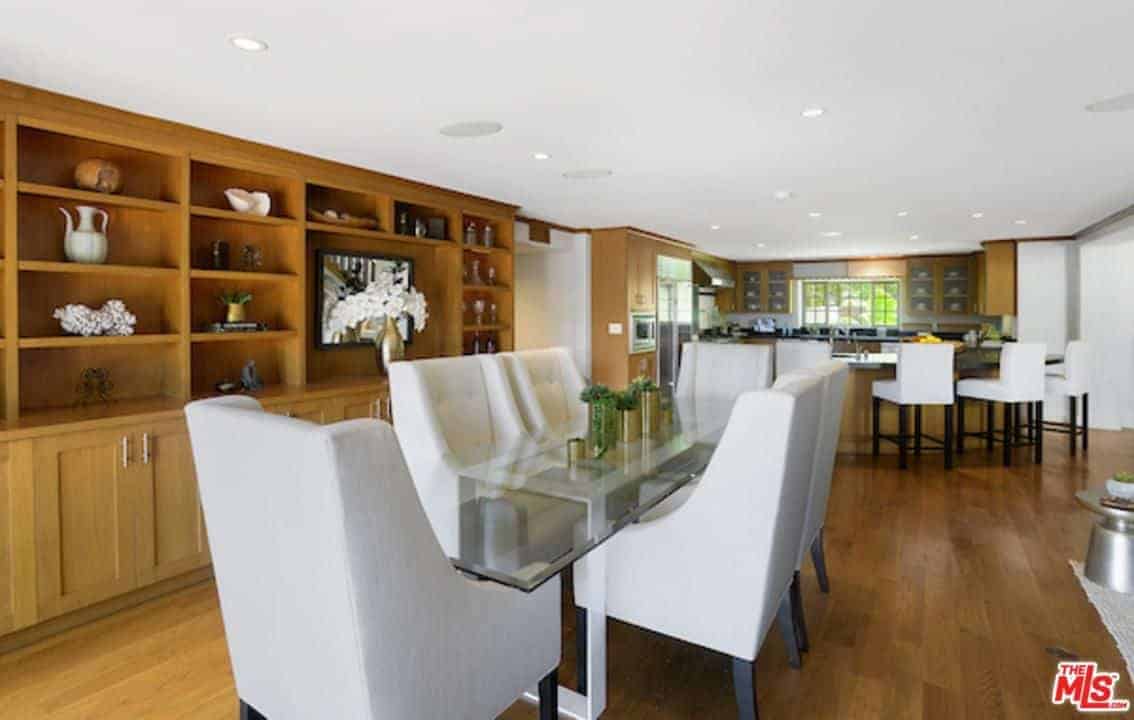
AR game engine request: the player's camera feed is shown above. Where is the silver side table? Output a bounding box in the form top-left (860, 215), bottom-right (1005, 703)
top-left (1077, 488), bottom-right (1134, 593)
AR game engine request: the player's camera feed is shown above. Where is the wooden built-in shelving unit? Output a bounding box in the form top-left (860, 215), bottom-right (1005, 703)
top-left (0, 85), bottom-right (517, 429)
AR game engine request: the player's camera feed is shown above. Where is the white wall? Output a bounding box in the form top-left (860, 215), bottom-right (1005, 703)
top-left (1016, 241), bottom-right (1074, 421)
top-left (514, 225), bottom-right (592, 378)
top-left (1078, 217), bottom-right (1134, 430)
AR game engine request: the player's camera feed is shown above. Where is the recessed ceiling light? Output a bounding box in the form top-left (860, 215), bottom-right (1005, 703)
top-left (808, 211), bottom-right (822, 218)
top-left (801, 107), bottom-right (825, 119)
top-left (228, 34), bottom-right (269, 52)
top-left (896, 210), bottom-right (909, 217)
top-left (910, 234), bottom-right (920, 241)
top-left (756, 243), bottom-right (767, 248)
top-left (773, 190), bottom-right (793, 201)
top-left (820, 231), bottom-right (843, 238)
top-left (1085, 92), bottom-right (1134, 113)
top-left (562, 168), bottom-right (613, 180)
top-left (710, 224), bottom-right (721, 231)
top-left (1014, 219), bottom-right (1028, 225)
top-left (439, 121), bottom-right (503, 138)
top-left (971, 212), bottom-right (985, 219)
top-left (532, 152), bottom-right (551, 161)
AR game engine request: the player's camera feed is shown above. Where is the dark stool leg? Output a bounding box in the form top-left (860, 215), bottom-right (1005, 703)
top-left (575, 606), bottom-right (587, 694)
top-left (872, 396), bottom-right (881, 457)
top-left (957, 394), bottom-right (966, 454)
top-left (239, 701), bottom-right (267, 720)
top-left (1082, 394), bottom-right (1089, 451)
top-left (1035, 401), bottom-right (1044, 464)
top-left (731, 657), bottom-right (759, 720)
top-left (1069, 396), bottom-right (1078, 457)
top-left (914, 405), bottom-right (923, 455)
top-left (944, 405), bottom-right (955, 470)
top-left (791, 571), bottom-right (809, 653)
top-left (986, 401), bottom-right (995, 451)
top-left (898, 404), bottom-right (909, 470)
top-left (1003, 402), bottom-right (1013, 467)
top-left (1014, 403), bottom-right (1023, 442)
top-left (539, 669), bottom-right (559, 720)
top-left (1027, 403), bottom-right (1035, 443)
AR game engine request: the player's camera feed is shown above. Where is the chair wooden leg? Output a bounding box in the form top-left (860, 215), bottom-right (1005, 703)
top-left (538, 669), bottom-right (559, 720)
top-left (872, 396), bottom-right (881, 457)
top-left (914, 405), bottom-right (923, 455)
top-left (944, 405), bottom-right (955, 470)
top-left (239, 701), bottom-right (267, 720)
top-left (790, 571), bottom-right (809, 653)
top-left (776, 592), bottom-right (802, 669)
top-left (810, 528), bottom-right (830, 593)
top-left (898, 405), bottom-right (909, 470)
top-left (1003, 402), bottom-right (1013, 467)
top-left (985, 401), bottom-right (995, 451)
top-left (1082, 394), bottom-right (1089, 451)
top-left (1027, 402), bottom-right (1035, 443)
top-left (1035, 401), bottom-right (1044, 464)
top-left (957, 394), bottom-right (966, 454)
top-left (731, 657), bottom-right (759, 720)
top-left (575, 605), bottom-right (587, 695)
top-left (1014, 403), bottom-right (1023, 442)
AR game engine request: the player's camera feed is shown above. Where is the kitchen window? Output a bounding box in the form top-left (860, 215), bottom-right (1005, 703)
top-left (801, 279), bottom-right (900, 327)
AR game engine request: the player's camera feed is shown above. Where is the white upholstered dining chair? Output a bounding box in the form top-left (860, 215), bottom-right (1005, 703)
top-left (500, 347), bottom-right (588, 440)
top-left (775, 340), bottom-right (833, 378)
top-left (871, 343), bottom-right (956, 470)
top-left (675, 341), bottom-right (773, 412)
top-left (575, 376), bottom-right (825, 720)
top-left (772, 360), bottom-right (849, 656)
top-left (184, 396), bottom-right (561, 720)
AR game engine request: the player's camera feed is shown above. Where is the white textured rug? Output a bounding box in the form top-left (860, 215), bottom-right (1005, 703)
top-left (1071, 561), bottom-right (1134, 681)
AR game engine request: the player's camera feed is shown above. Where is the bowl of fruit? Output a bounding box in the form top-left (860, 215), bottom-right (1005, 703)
top-left (1106, 472), bottom-right (1134, 500)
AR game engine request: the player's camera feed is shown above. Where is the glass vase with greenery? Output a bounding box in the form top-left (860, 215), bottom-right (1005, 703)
top-left (580, 384), bottom-right (618, 456)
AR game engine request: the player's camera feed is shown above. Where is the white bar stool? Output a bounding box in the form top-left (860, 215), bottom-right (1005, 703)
top-left (775, 340), bottom-right (832, 378)
top-left (956, 342), bottom-right (1047, 467)
top-left (1044, 340), bottom-right (1090, 455)
top-left (871, 343), bottom-right (956, 470)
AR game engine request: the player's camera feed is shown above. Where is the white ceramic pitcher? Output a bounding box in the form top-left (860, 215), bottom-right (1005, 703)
top-left (59, 205), bottom-right (109, 264)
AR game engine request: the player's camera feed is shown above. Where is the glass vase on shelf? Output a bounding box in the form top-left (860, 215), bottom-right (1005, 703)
top-left (482, 224), bottom-right (494, 248)
top-left (486, 266), bottom-right (496, 286)
top-left (488, 303), bottom-right (498, 325)
top-left (464, 222), bottom-right (477, 246)
top-left (485, 333), bottom-right (497, 354)
top-left (471, 332), bottom-right (482, 355)
top-left (469, 258), bottom-right (484, 285)
top-left (461, 300), bottom-right (469, 324)
top-left (472, 298), bottom-right (486, 326)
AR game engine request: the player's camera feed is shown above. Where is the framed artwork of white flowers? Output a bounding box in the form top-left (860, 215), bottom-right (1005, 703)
top-left (316, 249), bottom-right (427, 348)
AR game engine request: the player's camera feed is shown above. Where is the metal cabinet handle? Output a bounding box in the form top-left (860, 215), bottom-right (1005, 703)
top-left (121, 436), bottom-right (129, 468)
top-left (142, 432), bottom-right (151, 465)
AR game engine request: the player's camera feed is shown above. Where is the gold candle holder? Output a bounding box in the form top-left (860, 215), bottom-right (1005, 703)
top-left (620, 407), bottom-right (642, 443)
top-left (641, 389), bottom-right (660, 437)
top-left (566, 437), bottom-right (585, 467)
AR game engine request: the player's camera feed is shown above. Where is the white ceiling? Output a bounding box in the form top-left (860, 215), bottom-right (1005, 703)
top-left (3, 1), bottom-right (1133, 261)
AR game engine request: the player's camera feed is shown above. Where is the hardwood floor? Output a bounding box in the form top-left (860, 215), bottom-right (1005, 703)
top-left (2, 430), bottom-right (1131, 719)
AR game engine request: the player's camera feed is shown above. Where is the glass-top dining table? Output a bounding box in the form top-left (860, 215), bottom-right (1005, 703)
top-left (451, 402), bottom-right (731, 720)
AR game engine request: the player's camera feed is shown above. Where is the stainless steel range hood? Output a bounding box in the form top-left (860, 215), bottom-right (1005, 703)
top-left (692, 258), bottom-right (735, 288)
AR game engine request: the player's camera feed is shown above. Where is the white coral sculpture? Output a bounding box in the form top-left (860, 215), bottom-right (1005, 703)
top-left (53, 299), bottom-right (137, 336)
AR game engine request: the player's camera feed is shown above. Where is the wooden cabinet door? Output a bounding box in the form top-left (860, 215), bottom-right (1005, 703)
top-left (628, 234), bottom-right (657, 311)
top-left (340, 391), bottom-right (391, 423)
top-left (974, 252), bottom-right (987, 315)
top-left (629, 352), bottom-right (656, 383)
top-left (0, 444), bottom-right (15, 634)
top-left (906, 258), bottom-right (937, 315)
top-left (32, 428), bottom-right (139, 621)
top-left (135, 421), bottom-right (210, 586)
top-left (983, 242), bottom-right (1017, 316)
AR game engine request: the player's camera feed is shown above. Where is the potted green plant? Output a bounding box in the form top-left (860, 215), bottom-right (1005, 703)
top-left (218, 290), bottom-right (253, 323)
top-left (615, 388), bottom-right (642, 443)
top-left (1106, 472), bottom-right (1134, 500)
top-left (629, 375), bottom-right (660, 436)
top-left (579, 384), bottom-right (618, 456)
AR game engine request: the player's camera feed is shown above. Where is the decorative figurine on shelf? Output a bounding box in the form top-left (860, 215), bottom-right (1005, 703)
top-left (224, 188), bottom-right (271, 216)
top-left (469, 258), bottom-right (484, 285)
top-left (464, 222), bottom-right (477, 246)
top-left (485, 334), bottom-right (497, 354)
top-left (241, 361), bottom-right (264, 392)
top-left (471, 331), bottom-right (482, 355)
top-left (54, 299), bottom-right (136, 336)
top-left (59, 205), bottom-right (109, 264)
top-left (472, 298), bottom-right (486, 326)
top-left (397, 211), bottom-right (410, 235)
top-left (325, 267), bottom-right (429, 375)
top-left (482, 224), bottom-right (495, 248)
top-left (488, 302), bottom-right (498, 325)
top-left (414, 218), bottom-right (427, 238)
top-left (218, 290), bottom-right (253, 323)
top-left (486, 266), bottom-right (497, 286)
top-left (75, 367), bottom-right (114, 406)
top-left (73, 159), bottom-right (122, 194)
top-left (240, 244), bottom-right (264, 271)
top-left (211, 240), bottom-right (230, 270)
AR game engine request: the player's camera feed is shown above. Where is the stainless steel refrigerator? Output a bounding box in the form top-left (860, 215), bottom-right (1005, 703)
top-left (656, 258), bottom-right (694, 397)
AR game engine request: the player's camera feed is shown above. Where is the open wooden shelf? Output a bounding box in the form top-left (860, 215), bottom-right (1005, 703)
top-left (463, 324), bottom-right (509, 332)
top-left (190, 205), bottom-right (299, 227)
top-left (463, 283), bottom-right (511, 292)
top-left (190, 330), bottom-right (298, 344)
top-left (18, 182), bottom-right (179, 212)
top-left (190, 269), bottom-right (299, 283)
top-left (19, 334), bottom-right (180, 349)
top-left (307, 221), bottom-right (451, 248)
top-left (462, 245), bottom-right (510, 256)
top-left (19, 260), bottom-right (179, 278)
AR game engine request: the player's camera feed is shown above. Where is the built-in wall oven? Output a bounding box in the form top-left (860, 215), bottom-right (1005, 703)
top-left (630, 311), bottom-right (657, 353)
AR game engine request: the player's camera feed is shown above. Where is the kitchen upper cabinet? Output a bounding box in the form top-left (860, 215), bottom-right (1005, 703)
top-left (906, 258), bottom-right (937, 315)
top-left (741, 270), bottom-right (763, 312)
top-left (765, 263), bottom-right (793, 313)
top-left (737, 263), bottom-right (793, 313)
top-left (981, 241), bottom-right (1017, 316)
top-left (31, 429), bottom-right (139, 621)
top-left (135, 420), bottom-right (210, 586)
top-left (627, 233), bottom-right (657, 310)
top-left (939, 257), bottom-right (973, 315)
top-left (629, 351), bottom-right (656, 384)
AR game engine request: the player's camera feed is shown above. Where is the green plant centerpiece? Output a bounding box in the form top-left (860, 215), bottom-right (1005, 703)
top-left (630, 375), bottom-right (661, 436)
top-left (218, 290), bottom-right (253, 323)
top-left (615, 388), bottom-right (642, 443)
top-left (1107, 472), bottom-right (1134, 501)
top-left (580, 384), bottom-right (618, 457)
